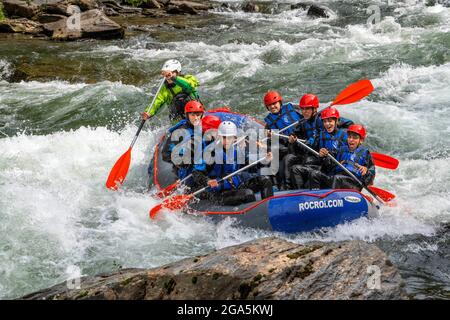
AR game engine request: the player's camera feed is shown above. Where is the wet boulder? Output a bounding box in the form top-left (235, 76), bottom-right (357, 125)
top-left (42, 1), bottom-right (72, 16)
top-left (166, 1), bottom-right (213, 15)
top-left (36, 13), bottom-right (67, 24)
top-left (99, 0), bottom-right (143, 15)
top-left (140, 0), bottom-right (164, 9)
top-left (43, 9), bottom-right (124, 40)
top-left (22, 237), bottom-right (408, 300)
top-left (242, 1), bottom-right (260, 13)
top-left (291, 3), bottom-right (308, 11)
top-left (2, 0), bottom-right (40, 19)
top-left (307, 4), bottom-right (330, 18)
top-left (0, 18), bottom-right (44, 34)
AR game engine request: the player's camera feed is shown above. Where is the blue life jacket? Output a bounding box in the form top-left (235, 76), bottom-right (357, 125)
top-left (264, 103), bottom-right (302, 135)
top-left (168, 119), bottom-right (189, 133)
top-left (208, 147), bottom-right (247, 191)
top-left (302, 113), bottom-right (323, 140)
top-left (318, 129), bottom-right (348, 154)
top-left (334, 144), bottom-right (370, 179)
top-left (166, 119), bottom-right (206, 179)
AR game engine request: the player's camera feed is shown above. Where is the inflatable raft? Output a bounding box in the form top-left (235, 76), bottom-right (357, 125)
top-left (148, 108), bottom-right (378, 233)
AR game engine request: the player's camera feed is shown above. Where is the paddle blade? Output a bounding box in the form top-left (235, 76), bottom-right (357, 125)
top-left (149, 194), bottom-right (194, 219)
top-left (106, 147), bottom-right (131, 190)
top-left (371, 152), bottom-right (399, 170)
top-left (368, 186), bottom-right (396, 202)
top-left (155, 180), bottom-right (180, 199)
top-left (331, 79), bottom-right (374, 106)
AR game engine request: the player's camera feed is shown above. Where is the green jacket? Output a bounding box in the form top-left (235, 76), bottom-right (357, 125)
top-left (144, 75), bottom-right (200, 116)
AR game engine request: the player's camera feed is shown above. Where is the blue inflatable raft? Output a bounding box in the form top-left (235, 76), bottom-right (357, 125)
top-left (148, 108), bottom-right (378, 233)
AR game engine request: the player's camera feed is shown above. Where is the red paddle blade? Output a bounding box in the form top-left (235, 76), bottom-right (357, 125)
top-left (368, 186), bottom-right (396, 202)
top-left (106, 147), bottom-right (131, 190)
top-left (331, 79), bottom-right (374, 106)
top-left (371, 152), bottom-right (399, 170)
top-left (155, 181), bottom-right (180, 199)
top-left (149, 194), bottom-right (194, 219)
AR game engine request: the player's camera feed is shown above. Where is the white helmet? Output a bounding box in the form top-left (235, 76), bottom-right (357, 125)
top-left (161, 59), bottom-right (181, 72)
top-left (218, 121), bottom-right (237, 137)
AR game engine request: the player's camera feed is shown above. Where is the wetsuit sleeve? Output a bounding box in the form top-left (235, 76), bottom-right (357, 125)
top-left (173, 75), bottom-right (200, 97)
top-left (144, 85), bottom-right (171, 116)
top-left (363, 153), bottom-right (376, 186)
top-left (323, 147), bottom-right (343, 174)
top-left (291, 123), bottom-right (306, 154)
top-left (311, 135), bottom-right (320, 152)
top-left (192, 169), bottom-right (209, 187)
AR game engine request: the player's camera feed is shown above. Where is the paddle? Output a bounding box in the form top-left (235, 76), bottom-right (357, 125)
top-left (106, 78), bottom-right (166, 190)
top-left (371, 152), bottom-right (399, 170)
top-left (149, 156), bottom-right (269, 219)
top-left (324, 79), bottom-right (374, 110)
top-left (155, 174), bottom-right (193, 198)
top-left (274, 133), bottom-right (394, 204)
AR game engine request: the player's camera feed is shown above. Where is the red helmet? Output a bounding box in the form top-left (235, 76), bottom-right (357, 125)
top-left (347, 124), bottom-right (367, 140)
top-left (321, 107), bottom-right (340, 120)
top-left (201, 115), bottom-right (221, 131)
top-left (263, 91), bottom-right (282, 107)
top-left (299, 94), bottom-right (319, 108)
top-left (184, 100), bottom-right (204, 114)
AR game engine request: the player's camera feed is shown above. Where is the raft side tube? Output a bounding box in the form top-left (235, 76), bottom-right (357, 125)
top-left (189, 189), bottom-right (374, 233)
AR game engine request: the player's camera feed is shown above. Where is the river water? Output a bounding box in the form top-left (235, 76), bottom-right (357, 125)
top-left (0, 0), bottom-right (449, 299)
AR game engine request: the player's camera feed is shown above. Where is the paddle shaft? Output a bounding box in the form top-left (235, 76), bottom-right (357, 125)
top-left (192, 157), bottom-right (267, 197)
top-left (130, 78), bottom-right (166, 148)
top-left (275, 133), bottom-right (384, 204)
top-left (179, 173), bottom-right (193, 185)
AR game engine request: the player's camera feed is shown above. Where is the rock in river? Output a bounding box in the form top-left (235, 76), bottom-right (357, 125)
top-left (22, 237), bottom-right (408, 300)
top-left (43, 9), bottom-right (124, 40)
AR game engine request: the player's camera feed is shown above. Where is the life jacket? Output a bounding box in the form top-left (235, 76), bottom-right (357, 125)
top-left (168, 119), bottom-right (189, 134)
top-left (165, 120), bottom-right (206, 178)
top-left (208, 147), bottom-right (246, 191)
top-left (334, 144), bottom-right (370, 179)
top-left (302, 113), bottom-right (323, 140)
top-left (318, 129), bottom-right (347, 154)
top-left (165, 83), bottom-right (195, 122)
top-left (264, 103), bottom-right (302, 135)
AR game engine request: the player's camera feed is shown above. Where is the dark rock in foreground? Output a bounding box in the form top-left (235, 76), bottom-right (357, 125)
top-left (22, 237), bottom-right (408, 300)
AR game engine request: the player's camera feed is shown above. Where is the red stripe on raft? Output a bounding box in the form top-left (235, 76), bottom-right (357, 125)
top-left (196, 189), bottom-right (373, 216)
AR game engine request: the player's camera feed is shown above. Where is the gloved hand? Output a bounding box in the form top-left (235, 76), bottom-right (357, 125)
top-left (141, 112), bottom-right (151, 120)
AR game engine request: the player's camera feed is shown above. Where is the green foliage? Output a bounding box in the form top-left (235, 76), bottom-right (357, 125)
top-left (0, 3), bottom-right (5, 22)
top-left (125, 0), bottom-right (147, 7)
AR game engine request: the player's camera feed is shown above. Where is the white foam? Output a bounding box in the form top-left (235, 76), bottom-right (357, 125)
top-left (0, 59), bottom-right (13, 80)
